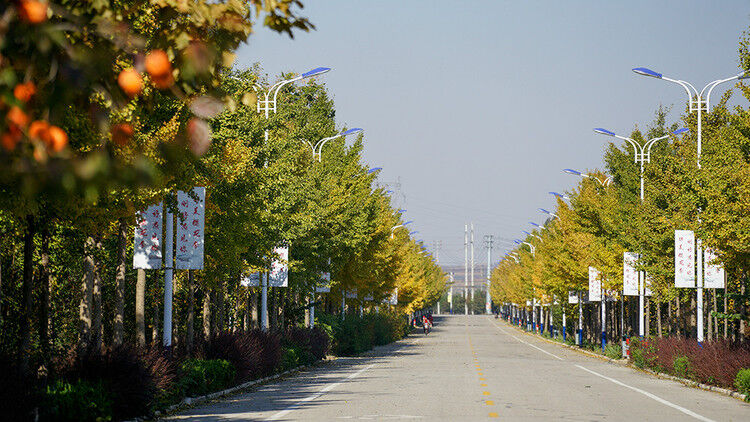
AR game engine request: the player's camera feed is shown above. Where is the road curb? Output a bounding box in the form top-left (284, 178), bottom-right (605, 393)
top-left (124, 361), bottom-right (326, 422)
top-left (497, 318), bottom-right (748, 402)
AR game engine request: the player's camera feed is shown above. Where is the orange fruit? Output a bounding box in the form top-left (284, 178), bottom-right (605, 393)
top-left (111, 123), bottom-right (134, 146)
top-left (1, 127), bottom-right (21, 150)
top-left (151, 72), bottom-right (174, 90)
top-left (46, 125), bottom-right (67, 152)
top-left (145, 50), bottom-right (171, 78)
top-left (29, 120), bottom-right (50, 141)
top-left (6, 106), bottom-right (30, 129)
top-left (13, 82), bottom-right (36, 103)
top-left (117, 68), bottom-right (143, 97)
top-left (17, 0), bottom-right (48, 24)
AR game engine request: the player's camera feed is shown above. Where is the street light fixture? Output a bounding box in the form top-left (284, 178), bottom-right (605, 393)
top-left (529, 222), bottom-right (545, 230)
top-left (514, 239), bottom-right (536, 255)
top-left (633, 67), bottom-right (747, 343)
top-left (549, 191), bottom-right (570, 201)
top-left (563, 168), bottom-right (612, 186)
top-left (305, 128), bottom-right (364, 162)
top-left (522, 230), bottom-right (542, 241)
top-left (367, 167), bottom-right (383, 174)
top-left (538, 208), bottom-right (559, 219)
top-left (593, 127), bottom-right (687, 202)
top-left (391, 220), bottom-right (413, 239)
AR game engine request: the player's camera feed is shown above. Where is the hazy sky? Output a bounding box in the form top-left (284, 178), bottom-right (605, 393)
top-left (236, 1), bottom-right (750, 269)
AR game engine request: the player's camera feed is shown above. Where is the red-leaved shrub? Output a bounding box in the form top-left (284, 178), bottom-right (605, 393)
top-left (635, 336), bottom-right (750, 389)
top-left (202, 330), bottom-right (281, 382)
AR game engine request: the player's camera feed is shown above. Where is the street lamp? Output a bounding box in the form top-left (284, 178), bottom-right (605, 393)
top-left (529, 222), bottom-right (546, 230)
top-left (522, 230), bottom-right (542, 241)
top-left (514, 239), bottom-right (535, 255)
top-left (391, 220), bottom-right (413, 239)
top-left (563, 168), bottom-right (612, 186)
top-left (633, 66), bottom-right (747, 343)
top-left (538, 208), bottom-right (559, 219)
top-left (549, 191), bottom-right (570, 201)
top-left (409, 230), bottom-right (420, 236)
top-left (367, 167), bottom-right (383, 174)
top-left (305, 128), bottom-right (364, 162)
top-left (593, 128), bottom-right (687, 201)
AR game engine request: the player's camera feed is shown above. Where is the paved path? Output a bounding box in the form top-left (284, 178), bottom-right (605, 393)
top-left (165, 315), bottom-right (749, 421)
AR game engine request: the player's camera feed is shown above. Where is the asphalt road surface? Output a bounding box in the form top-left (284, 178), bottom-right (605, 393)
top-left (165, 315), bottom-right (749, 421)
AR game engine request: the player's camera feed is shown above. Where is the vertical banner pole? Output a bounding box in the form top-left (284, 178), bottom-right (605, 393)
top-left (261, 272), bottom-right (268, 330)
top-left (163, 206), bottom-right (174, 348)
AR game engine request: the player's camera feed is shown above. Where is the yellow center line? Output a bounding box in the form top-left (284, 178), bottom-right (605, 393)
top-left (485, 400), bottom-right (494, 405)
top-left (489, 412), bottom-right (499, 418)
top-left (483, 391), bottom-right (490, 396)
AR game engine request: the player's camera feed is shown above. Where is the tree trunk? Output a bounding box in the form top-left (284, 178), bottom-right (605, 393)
top-left (135, 269), bottom-right (146, 348)
top-left (39, 226), bottom-right (51, 363)
top-left (270, 287), bottom-right (278, 330)
top-left (676, 296), bottom-right (682, 336)
top-left (667, 300), bottom-right (672, 336)
top-left (645, 297), bottom-right (650, 337)
top-left (92, 237), bottom-right (104, 352)
top-left (79, 235), bottom-right (95, 352)
top-left (712, 290), bottom-right (718, 341)
top-left (243, 287), bottom-right (250, 331)
top-left (114, 219), bottom-right (127, 346)
top-left (707, 289), bottom-right (713, 341)
top-left (657, 301), bottom-right (662, 338)
top-left (19, 215), bottom-right (35, 372)
top-left (187, 270), bottom-right (195, 355)
top-left (251, 289), bottom-right (258, 329)
top-left (689, 293), bottom-right (696, 339)
top-left (741, 276), bottom-right (747, 344)
top-left (152, 288), bottom-right (160, 346)
top-left (216, 281), bottom-right (225, 332)
top-left (724, 290), bottom-right (728, 339)
top-left (202, 289), bottom-right (212, 340)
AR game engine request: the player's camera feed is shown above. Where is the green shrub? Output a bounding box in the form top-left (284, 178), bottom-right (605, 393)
top-left (177, 359), bottom-right (235, 398)
top-left (604, 344), bottom-right (623, 360)
top-left (734, 368), bottom-right (750, 401)
top-left (281, 347), bottom-right (300, 371)
top-left (673, 356), bottom-right (694, 380)
top-left (42, 379), bottom-right (113, 422)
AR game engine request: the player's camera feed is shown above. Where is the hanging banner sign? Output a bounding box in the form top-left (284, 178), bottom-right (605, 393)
top-left (241, 272), bottom-right (260, 287)
top-left (346, 288), bottom-right (358, 299)
top-left (568, 290), bottom-right (579, 304)
top-left (269, 247), bottom-right (289, 287)
top-left (316, 272), bottom-right (331, 293)
top-left (389, 288), bottom-right (398, 305)
top-left (675, 230), bottom-right (696, 288)
top-left (364, 293), bottom-right (374, 301)
top-left (703, 248), bottom-right (725, 288)
top-left (588, 266), bottom-right (601, 302)
top-left (175, 187), bottom-right (206, 270)
top-left (133, 203), bottom-right (163, 269)
top-left (623, 252), bottom-right (639, 296)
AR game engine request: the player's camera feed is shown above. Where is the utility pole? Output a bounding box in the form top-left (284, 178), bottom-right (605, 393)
top-left (435, 240), bottom-right (441, 315)
top-left (470, 223), bottom-right (475, 309)
top-left (448, 272), bottom-right (454, 314)
top-left (484, 235), bottom-right (493, 315)
top-left (464, 224), bottom-right (468, 315)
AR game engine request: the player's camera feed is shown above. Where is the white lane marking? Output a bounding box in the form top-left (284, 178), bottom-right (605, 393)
top-left (491, 320), bottom-right (564, 361)
top-left (266, 364), bottom-right (375, 421)
top-left (575, 365), bottom-right (716, 422)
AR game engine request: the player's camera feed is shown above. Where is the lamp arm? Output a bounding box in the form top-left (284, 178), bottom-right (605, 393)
top-left (614, 135), bottom-right (643, 162)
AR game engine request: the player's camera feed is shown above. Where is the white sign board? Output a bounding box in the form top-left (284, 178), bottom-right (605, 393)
top-left (133, 203), bottom-right (163, 269)
top-left (623, 252), bottom-right (639, 296)
top-left (389, 288), bottom-right (398, 305)
top-left (703, 249), bottom-right (725, 288)
top-left (241, 272), bottom-right (260, 287)
top-left (269, 247), bottom-right (289, 287)
top-left (588, 266), bottom-right (601, 302)
top-left (364, 294), bottom-right (374, 301)
top-left (316, 272), bottom-right (331, 293)
top-left (176, 187), bottom-right (206, 270)
top-left (568, 290), bottom-right (579, 304)
top-left (675, 230), bottom-right (696, 288)
top-left (346, 288), bottom-right (358, 299)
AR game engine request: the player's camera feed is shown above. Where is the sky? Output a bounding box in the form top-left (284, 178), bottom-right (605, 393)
top-left (236, 1), bottom-right (750, 270)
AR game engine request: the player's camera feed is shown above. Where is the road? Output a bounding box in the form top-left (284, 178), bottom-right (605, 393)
top-left (165, 315), bottom-right (749, 421)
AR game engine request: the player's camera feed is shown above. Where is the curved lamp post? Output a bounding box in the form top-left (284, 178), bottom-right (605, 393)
top-left (305, 128), bottom-right (363, 162)
top-left (538, 208), bottom-right (559, 220)
top-left (391, 220), bottom-right (413, 239)
top-left (633, 66), bottom-right (746, 343)
top-left (563, 169), bottom-right (612, 186)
